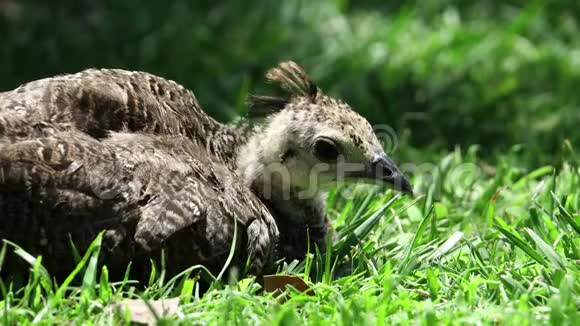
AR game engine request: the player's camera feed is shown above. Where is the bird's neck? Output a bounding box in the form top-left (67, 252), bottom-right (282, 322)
top-left (201, 119), bottom-right (253, 171)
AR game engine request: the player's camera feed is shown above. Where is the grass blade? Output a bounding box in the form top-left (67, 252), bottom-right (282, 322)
top-left (494, 218), bottom-right (549, 267)
top-left (524, 228), bottom-right (566, 270)
top-left (551, 192), bottom-right (580, 235)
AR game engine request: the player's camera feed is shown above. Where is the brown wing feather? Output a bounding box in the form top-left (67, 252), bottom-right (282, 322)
top-left (0, 69), bottom-right (246, 170)
top-left (0, 69), bottom-right (220, 140)
top-left (0, 131), bottom-right (277, 279)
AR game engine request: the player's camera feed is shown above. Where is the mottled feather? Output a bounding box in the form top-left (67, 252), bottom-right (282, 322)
top-left (0, 130), bottom-right (277, 279)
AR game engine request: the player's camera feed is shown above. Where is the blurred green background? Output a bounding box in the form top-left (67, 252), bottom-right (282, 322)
top-left (1, 0), bottom-right (578, 164)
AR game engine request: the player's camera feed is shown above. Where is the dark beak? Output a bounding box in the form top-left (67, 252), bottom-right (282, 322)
top-left (362, 154), bottom-right (413, 195)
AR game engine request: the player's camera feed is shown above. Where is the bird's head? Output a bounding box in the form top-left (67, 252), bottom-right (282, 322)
top-left (238, 61), bottom-right (412, 199)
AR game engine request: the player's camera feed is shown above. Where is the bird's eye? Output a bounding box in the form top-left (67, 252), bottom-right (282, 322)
top-left (314, 138), bottom-right (339, 162)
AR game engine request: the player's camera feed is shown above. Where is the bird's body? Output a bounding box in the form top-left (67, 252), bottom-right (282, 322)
top-left (0, 69), bottom-right (276, 279)
top-left (0, 63), bottom-right (410, 281)
top-left (0, 130), bottom-right (277, 279)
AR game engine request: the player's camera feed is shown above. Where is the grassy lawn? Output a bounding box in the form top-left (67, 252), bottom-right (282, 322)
top-left (1, 146), bottom-right (578, 325)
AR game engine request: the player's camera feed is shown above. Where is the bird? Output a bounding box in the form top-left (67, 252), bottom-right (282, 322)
top-left (0, 62), bottom-right (412, 281)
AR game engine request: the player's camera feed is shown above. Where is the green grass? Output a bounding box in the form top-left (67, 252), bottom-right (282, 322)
top-left (1, 145), bottom-right (578, 324)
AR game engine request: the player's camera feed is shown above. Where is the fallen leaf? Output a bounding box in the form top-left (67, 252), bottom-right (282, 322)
top-left (263, 274), bottom-right (315, 296)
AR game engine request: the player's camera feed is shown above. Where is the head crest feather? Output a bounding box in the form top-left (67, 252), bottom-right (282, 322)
top-left (265, 61), bottom-right (317, 99)
top-left (247, 61), bottom-right (318, 118)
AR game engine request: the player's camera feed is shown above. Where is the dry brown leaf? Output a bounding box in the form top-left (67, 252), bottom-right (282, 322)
top-left (263, 274), bottom-right (315, 297)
